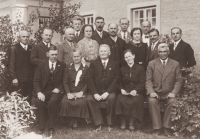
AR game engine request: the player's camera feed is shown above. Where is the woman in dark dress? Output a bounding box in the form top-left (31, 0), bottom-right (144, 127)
top-left (59, 48), bottom-right (89, 129)
top-left (126, 27), bottom-right (148, 70)
top-left (115, 49), bottom-right (145, 131)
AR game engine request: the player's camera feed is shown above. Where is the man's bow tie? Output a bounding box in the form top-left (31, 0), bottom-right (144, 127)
top-left (145, 36), bottom-right (149, 39)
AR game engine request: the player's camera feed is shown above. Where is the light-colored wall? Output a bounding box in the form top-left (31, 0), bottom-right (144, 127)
top-left (70, 0), bottom-right (200, 70)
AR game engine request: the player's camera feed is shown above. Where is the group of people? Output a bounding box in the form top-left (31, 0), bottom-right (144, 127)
top-left (9, 15), bottom-right (196, 137)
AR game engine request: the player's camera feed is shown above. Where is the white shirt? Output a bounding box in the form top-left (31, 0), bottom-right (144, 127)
top-left (101, 59), bottom-right (109, 68)
top-left (120, 31), bottom-right (127, 40)
top-left (110, 36), bottom-right (118, 42)
top-left (96, 30), bottom-right (103, 38)
top-left (75, 31), bottom-right (80, 36)
top-left (49, 60), bottom-right (57, 70)
top-left (151, 40), bottom-right (159, 51)
top-left (20, 42), bottom-right (28, 50)
top-left (142, 34), bottom-right (150, 47)
top-left (174, 39), bottom-right (181, 50)
top-left (160, 58), bottom-right (168, 66)
top-left (66, 40), bottom-right (74, 47)
top-left (43, 41), bottom-right (50, 47)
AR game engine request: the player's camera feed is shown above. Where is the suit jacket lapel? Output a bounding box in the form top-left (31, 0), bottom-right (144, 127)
top-left (97, 58), bottom-right (103, 87)
top-left (155, 59), bottom-right (165, 76)
top-left (149, 42), bottom-right (159, 59)
top-left (102, 31), bottom-right (107, 40)
top-left (54, 61), bottom-right (61, 75)
top-left (44, 61), bottom-right (50, 79)
top-left (106, 59), bottom-right (112, 85)
top-left (173, 40), bottom-right (182, 55)
top-left (40, 42), bottom-right (48, 51)
top-left (18, 43), bottom-right (26, 52)
top-left (162, 59), bottom-right (173, 82)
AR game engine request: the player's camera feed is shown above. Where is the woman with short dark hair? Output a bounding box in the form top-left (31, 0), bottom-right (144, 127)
top-left (115, 49), bottom-right (145, 131)
top-left (127, 27), bottom-right (148, 70)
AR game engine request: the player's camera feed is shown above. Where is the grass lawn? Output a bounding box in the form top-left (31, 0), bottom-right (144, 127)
top-left (24, 119), bottom-right (189, 139)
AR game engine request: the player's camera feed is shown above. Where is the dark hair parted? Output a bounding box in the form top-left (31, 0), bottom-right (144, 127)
top-left (148, 28), bottom-right (159, 35)
top-left (171, 27), bottom-right (182, 34)
top-left (123, 49), bottom-right (135, 56)
top-left (95, 16), bottom-right (105, 22)
top-left (130, 27), bottom-right (143, 37)
top-left (48, 45), bottom-right (57, 52)
top-left (81, 24), bottom-right (94, 34)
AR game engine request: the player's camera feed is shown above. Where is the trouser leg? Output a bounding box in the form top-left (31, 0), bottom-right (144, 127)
top-left (163, 98), bottom-right (175, 128)
top-left (148, 97), bottom-right (162, 129)
top-left (87, 95), bottom-right (103, 126)
top-left (106, 93), bottom-right (116, 126)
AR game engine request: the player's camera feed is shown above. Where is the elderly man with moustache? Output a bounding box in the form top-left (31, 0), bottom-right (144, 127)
top-left (117, 18), bottom-right (132, 43)
top-left (9, 30), bottom-right (34, 103)
top-left (146, 43), bottom-right (182, 137)
top-left (141, 20), bottom-right (151, 47)
top-left (87, 44), bottom-right (120, 132)
top-left (72, 16), bottom-right (84, 43)
top-left (169, 27), bottom-right (196, 71)
top-left (34, 46), bottom-right (65, 136)
top-left (92, 16), bottom-right (110, 45)
top-left (31, 27), bottom-right (54, 69)
top-left (102, 23), bottom-right (126, 67)
top-left (57, 28), bottom-right (78, 65)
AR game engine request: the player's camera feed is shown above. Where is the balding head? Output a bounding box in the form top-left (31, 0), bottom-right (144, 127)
top-left (141, 20), bottom-right (151, 35)
top-left (108, 23), bottom-right (118, 37)
top-left (65, 28), bottom-right (75, 42)
top-left (19, 30), bottom-right (29, 45)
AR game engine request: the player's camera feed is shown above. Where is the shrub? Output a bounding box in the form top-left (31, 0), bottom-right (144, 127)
top-left (171, 68), bottom-right (200, 138)
top-left (0, 92), bottom-right (36, 139)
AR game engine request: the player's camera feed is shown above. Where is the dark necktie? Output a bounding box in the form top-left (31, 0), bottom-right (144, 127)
top-left (163, 60), bottom-right (166, 68)
top-left (123, 33), bottom-right (126, 40)
top-left (50, 63), bottom-right (54, 73)
top-left (151, 43), bottom-right (154, 51)
top-left (76, 32), bottom-right (79, 38)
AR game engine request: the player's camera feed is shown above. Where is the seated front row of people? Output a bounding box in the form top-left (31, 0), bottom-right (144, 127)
top-left (34, 43), bottom-right (182, 137)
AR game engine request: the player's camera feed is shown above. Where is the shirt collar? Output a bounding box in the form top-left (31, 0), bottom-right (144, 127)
top-left (96, 30), bottom-right (103, 34)
top-left (160, 58), bottom-right (168, 64)
top-left (101, 58), bottom-right (109, 64)
top-left (20, 42), bottom-right (28, 48)
top-left (43, 41), bottom-right (50, 47)
top-left (110, 36), bottom-right (118, 42)
top-left (174, 39), bottom-right (181, 46)
top-left (49, 60), bottom-right (57, 68)
top-left (75, 31), bottom-right (80, 35)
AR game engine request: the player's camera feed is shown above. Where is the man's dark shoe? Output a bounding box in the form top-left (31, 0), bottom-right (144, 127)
top-left (38, 129), bottom-right (44, 135)
top-left (72, 122), bottom-right (78, 130)
top-left (129, 125), bottom-right (135, 132)
top-left (48, 128), bottom-right (55, 136)
top-left (152, 129), bottom-right (162, 136)
top-left (163, 128), bottom-right (172, 137)
top-left (120, 124), bottom-right (126, 130)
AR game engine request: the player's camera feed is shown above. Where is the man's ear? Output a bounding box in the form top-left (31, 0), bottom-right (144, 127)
top-left (46, 52), bottom-right (49, 57)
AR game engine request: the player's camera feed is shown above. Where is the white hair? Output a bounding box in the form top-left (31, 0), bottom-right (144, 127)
top-left (158, 43), bottom-right (169, 51)
top-left (99, 44), bottom-right (110, 52)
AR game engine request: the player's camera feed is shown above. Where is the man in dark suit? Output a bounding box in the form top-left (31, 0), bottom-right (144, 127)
top-left (87, 44), bottom-right (120, 132)
top-left (146, 43), bottom-right (182, 137)
top-left (102, 23), bottom-right (126, 67)
top-left (141, 20), bottom-right (151, 47)
top-left (72, 16), bottom-right (84, 43)
top-left (146, 28), bottom-right (161, 65)
top-left (33, 46), bottom-right (65, 135)
top-left (92, 16), bottom-right (109, 45)
top-left (169, 27), bottom-right (196, 69)
top-left (30, 27), bottom-right (54, 69)
top-left (9, 30), bottom-right (34, 103)
top-left (117, 18), bottom-right (132, 43)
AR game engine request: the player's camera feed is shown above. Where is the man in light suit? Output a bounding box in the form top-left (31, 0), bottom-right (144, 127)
top-left (117, 18), bottom-right (132, 43)
top-left (72, 16), bottom-right (84, 43)
top-left (87, 44), bottom-right (120, 132)
top-left (30, 27), bottom-right (54, 69)
top-left (146, 43), bottom-right (182, 137)
top-left (146, 28), bottom-right (161, 65)
top-left (92, 16), bottom-right (110, 45)
top-left (169, 27), bottom-right (196, 70)
top-left (34, 46), bottom-right (65, 135)
top-left (57, 27), bottom-right (77, 65)
top-left (141, 20), bottom-right (151, 47)
top-left (102, 23), bottom-right (126, 67)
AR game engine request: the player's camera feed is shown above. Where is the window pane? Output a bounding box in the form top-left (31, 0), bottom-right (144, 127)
top-left (134, 20), bottom-right (138, 27)
top-left (146, 9), bottom-right (151, 18)
top-left (135, 11), bottom-right (138, 18)
top-left (152, 8), bottom-right (156, 17)
top-left (152, 18), bottom-right (156, 26)
top-left (140, 19), bottom-right (143, 26)
top-left (87, 17), bottom-right (90, 24)
top-left (140, 10), bottom-right (143, 18)
top-left (91, 17), bottom-right (93, 24)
